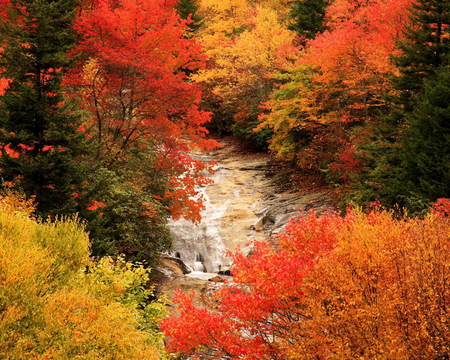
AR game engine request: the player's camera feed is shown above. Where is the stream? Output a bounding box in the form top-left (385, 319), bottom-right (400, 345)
top-left (156, 138), bottom-right (330, 295)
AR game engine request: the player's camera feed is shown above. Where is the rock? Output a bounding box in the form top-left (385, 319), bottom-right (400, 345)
top-left (218, 269), bottom-right (232, 276)
top-left (157, 275), bottom-right (210, 308)
top-left (160, 255), bottom-right (191, 275)
top-left (163, 135), bottom-right (333, 299)
top-left (208, 276), bottom-right (225, 283)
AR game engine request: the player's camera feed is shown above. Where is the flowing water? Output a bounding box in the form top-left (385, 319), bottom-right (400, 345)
top-left (166, 139), bottom-right (330, 280)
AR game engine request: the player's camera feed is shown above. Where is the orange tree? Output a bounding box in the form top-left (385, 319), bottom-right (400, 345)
top-left (258, 0), bottom-right (413, 180)
top-left (162, 203), bottom-right (450, 359)
top-left (193, 0), bottom-right (297, 146)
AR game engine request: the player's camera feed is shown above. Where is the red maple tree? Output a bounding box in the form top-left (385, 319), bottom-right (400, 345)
top-left (65, 0), bottom-right (219, 221)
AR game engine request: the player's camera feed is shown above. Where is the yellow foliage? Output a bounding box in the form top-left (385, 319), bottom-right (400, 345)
top-left (0, 190), bottom-right (35, 217)
top-left (0, 193), bottom-right (165, 359)
top-left (250, 0), bottom-right (292, 15)
top-left (194, 3), bottom-right (297, 124)
top-left (38, 288), bottom-right (160, 360)
top-left (199, 0), bottom-right (250, 38)
top-left (80, 255), bottom-right (150, 301)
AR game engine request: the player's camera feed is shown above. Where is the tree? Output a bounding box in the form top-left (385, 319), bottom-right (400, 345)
top-left (0, 0), bottom-right (89, 218)
top-left (393, 0), bottom-right (450, 208)
top-left (69, 0), bottom-right (215, 160)
top-left (294, 207), bottom-right (450, 359)
top-left (257, 65), bottom-right (340, 172)
top-left (0, 192), bottom-right (167, 359)
top-left (63, 0), bottom-right (218, 260)
top-left (399, 67), bottom-right (450, 204)
top-left (79, 155), bottom-right (173, 263)
top-left (259, 0), bottom-right (412, 175)
top-left (351, 0), bottom-right (450, 210)
top-left (67, 0), bottom-right (217, 220)
top-left (162, 206), bottom-right (450, 359)
top-left (288, 0), bottom-right (328, 43)
top-left (176, 0), bottom-right (203, 34)
top-left (393, 0), bottom-right (450, 108)
top-left (197, 0), bottom-right (250, 38)
top-left (194, 1), bottom-right (298, 146)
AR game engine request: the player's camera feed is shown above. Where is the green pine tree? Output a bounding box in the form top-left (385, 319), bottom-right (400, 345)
top-left (350, 0), bottom-right (450, 212)
top-left (0, 0), bottom-right (89, 218)
top-left (176, 0), bottom-right (203, 34)
top-left (400, 67), bottom-right (450, 204)
top-left (393, 0), bottom-right (450, 111)
top-left (393, 0), bottom-right (450, 211)
top-left (288, 0), bottom-right (328, 43)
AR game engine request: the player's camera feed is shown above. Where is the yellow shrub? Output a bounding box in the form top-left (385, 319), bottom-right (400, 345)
top-left (0, 193), bottom-right (165, 359)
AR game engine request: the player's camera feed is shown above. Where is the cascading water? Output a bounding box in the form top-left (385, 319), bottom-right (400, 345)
top-left (192, 252), bottom-right (206, 272)
top-left (167, 157), bottom-right (232, 277)
top-left (166, 140), bottom-right (330, 281)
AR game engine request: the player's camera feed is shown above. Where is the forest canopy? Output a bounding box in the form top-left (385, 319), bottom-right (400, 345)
top-left (1, 0), bottom-right (450, 358)
top-left (1, 0), bottom-right (449, 259)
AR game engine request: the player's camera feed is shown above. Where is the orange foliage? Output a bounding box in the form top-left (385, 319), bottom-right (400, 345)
top-left (68, 0), bottom-right (215, 154)
top-left (259, 0), bottom-right (414, 173)
top-left (303, 0), bottom-right (413, 120)
top-left (0, 76), bottom-right (9, 95)
top-left (162, 206), bottom-right (450, 359)
top-left (291, 208), bottom-right (450, 359)
top-left (431, 198), bottom-right (450, 217)
top-left (85, 198), bottom-right (106, 210)
top-left (162, 210), bottom-right (341, 359)
top-left (195, 0), bottom-right (298, 125)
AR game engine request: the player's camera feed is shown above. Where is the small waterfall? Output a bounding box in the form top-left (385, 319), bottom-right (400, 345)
top-left (167, 150), bottom-right (268, 278)
top-left (192, 252), bottom-right (206, 272)
top-left (167, 142), bottom-right (330, 281)
top-left (168, 155), bottom-right (229, 276)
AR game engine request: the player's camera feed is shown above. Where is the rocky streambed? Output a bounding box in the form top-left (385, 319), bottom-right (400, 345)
top-left (154, 137), bottom-right (332, 300)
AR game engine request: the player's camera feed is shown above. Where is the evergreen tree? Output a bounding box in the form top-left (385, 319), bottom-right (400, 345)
top-left (400, 67), bottom-right (450, 204)
top-left (351, 0), bottom-right (450, 212)
top-left (0, 0), bottom-right (88, 218)
top-left (175, 0), bottom-right (203, 34)
top-left (394, 0), bottom-right (450, 210)
top-left (288, 0), bottom-right (328, 43)
top-left (393, 0), bottom-right (450, 111)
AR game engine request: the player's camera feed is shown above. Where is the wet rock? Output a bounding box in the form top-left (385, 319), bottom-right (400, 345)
top-left (164, 136), bottom-right (333, 297)
top-left (218, 269), bottom-right (232, 276)
top-left (256, 190), bottom-right (331, 236)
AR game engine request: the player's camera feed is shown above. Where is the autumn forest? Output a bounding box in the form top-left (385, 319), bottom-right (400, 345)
top-left (1, 0), bottom-right (450, 358)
